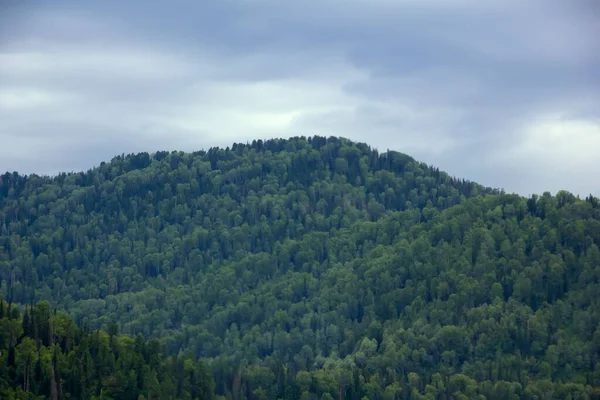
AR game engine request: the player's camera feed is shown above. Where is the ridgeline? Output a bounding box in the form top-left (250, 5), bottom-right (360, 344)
top-left (1, 136), bottom-right (599, 399)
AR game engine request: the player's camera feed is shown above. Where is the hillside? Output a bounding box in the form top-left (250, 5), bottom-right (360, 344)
top-left (1, 136), bottom-right (600, 399)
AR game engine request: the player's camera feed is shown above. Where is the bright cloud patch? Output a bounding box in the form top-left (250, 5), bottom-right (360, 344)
top-left (521, 117), bottom-right (600, 165)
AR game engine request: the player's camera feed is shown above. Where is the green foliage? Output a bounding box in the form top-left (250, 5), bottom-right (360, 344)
top-left (1, 136), bottom-right (600, 399)
top-left (0, 299), bottom-right (215, 399)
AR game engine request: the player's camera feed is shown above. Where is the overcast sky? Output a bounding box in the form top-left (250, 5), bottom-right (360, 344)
top-left (1, 0), bottom-right (599, 196)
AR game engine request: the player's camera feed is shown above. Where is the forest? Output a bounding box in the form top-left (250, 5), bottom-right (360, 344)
top-left (0, 298), bottom-right (215, 399)
top-left (1, 136), bottom-right (599, 399)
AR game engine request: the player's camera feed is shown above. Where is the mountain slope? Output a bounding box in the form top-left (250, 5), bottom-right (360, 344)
top-left (0, 136), bottom-right (493, 307)
top-left (1, 136), bottom-right (599, 399)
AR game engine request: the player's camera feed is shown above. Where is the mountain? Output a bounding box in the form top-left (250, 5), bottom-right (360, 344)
top-left (1, 136), bottom-right (599, 399)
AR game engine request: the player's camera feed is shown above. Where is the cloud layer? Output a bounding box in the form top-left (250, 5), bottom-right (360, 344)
top-left (1, 0), bottom-right (599, 196)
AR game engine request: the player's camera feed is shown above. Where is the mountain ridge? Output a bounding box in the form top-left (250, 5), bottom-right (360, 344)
top-left (1, 135), bottom-right (599, 399)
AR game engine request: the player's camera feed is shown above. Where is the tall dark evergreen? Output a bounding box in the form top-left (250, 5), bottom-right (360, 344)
top-left (0, 299), bottom-right (215, 399)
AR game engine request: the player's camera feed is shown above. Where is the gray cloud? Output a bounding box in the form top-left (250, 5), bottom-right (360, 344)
top-left (1, 0), bottom-right (599, 196)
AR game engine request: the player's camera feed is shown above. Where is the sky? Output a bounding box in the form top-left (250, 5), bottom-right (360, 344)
top-left (1, 0), bottom-right (599, 196)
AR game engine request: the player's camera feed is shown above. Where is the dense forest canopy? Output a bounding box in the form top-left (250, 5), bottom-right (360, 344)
top-left (0, 298), bottom-right (215, 400)
top-left (1, 136), bottom-right (599, 399)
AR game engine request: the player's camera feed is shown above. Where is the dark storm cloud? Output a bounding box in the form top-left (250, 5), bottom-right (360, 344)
top-left (0, 0), bottom-right (598, 195)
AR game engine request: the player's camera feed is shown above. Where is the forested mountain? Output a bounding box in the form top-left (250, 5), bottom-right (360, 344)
top-left (1, 136), bottom-right (599, 399)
